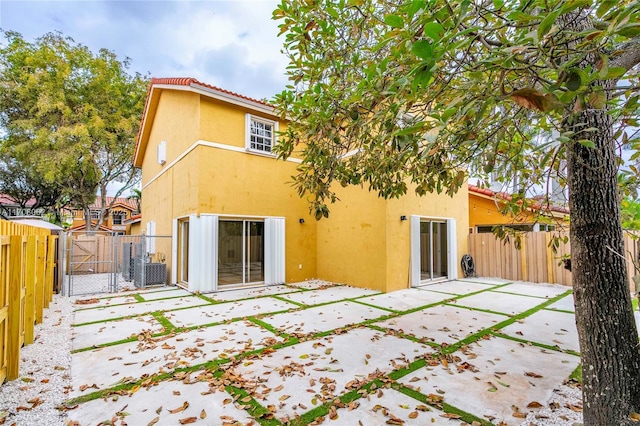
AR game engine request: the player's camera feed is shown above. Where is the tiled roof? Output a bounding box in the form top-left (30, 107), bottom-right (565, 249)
top-left (89, 197), bottom-right (138, 210)
top-left (149, 77), bottom-right (273, 107)
top-left (468, 184), bottom-right (569, 215)
top-left (124, 213), bottom-right (141, 224)
top-left (0, 194), bottom-right (37, 207)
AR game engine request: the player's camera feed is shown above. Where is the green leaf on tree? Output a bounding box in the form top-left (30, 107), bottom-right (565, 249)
top-left (578, 139), bottom-right (596, 149)
top-left (423, 22), bottom-right (445, 40)
top-left (411, 40), bottom-right (433, 59)
top-left (384, 14), bottom-right (404, 28)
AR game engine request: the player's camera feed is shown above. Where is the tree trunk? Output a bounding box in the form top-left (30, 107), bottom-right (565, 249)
top-left (566, 101), bottom-right (640, 424)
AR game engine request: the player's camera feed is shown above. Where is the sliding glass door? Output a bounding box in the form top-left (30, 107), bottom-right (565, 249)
top-left (218, 220), bottom-right (264, 286)
top-left (420, 220), bottom-right (448, 281)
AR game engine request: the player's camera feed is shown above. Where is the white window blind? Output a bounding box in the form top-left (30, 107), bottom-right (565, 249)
top-left (264, 217), bottom-right (286, 285)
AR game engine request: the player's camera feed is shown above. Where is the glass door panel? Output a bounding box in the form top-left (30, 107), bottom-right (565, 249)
top-left (420, 220), bottom-right (448, 281)
top-left (245, 221), bottom-right (264, 283)
top-left (218, 220), bottom-right (264, 286)
top-left (178, 220), bottom-right (189, 283)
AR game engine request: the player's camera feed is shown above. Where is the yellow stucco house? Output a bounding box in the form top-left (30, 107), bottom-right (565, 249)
top-left (133, 77), bottom-right (469, 293)
top-left (468, 184), bottom-right (569, 234)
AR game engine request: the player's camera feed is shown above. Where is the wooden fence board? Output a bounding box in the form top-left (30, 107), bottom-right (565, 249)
top-left (24, 236), bottom-right (37, 345)
top-left (0, 236), bottom-right (10, 385)
top-left (470, 231), bottom-right (639, 290)
top-left (8, 235), bottom-right (24, 380)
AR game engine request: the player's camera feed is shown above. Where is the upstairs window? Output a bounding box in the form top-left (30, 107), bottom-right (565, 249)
top-left (112, 211), bottom-right (127, 225)
top-left (246, 114), bottom-right (277, 154)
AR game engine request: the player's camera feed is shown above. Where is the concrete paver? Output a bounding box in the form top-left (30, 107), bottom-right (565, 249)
top-left (72, 314), bottom-right (164, 350)
top-left (165, 297), bottom-right (299, 328)
top-left (547, 294), bottom-right (575, 312)
top-left (494, 281), bottom-right (570, 299)
top-left (66, 379), bottom-right (253, 425)
top-left (138, 288), bottom-right (192, 301)
top-left (499, 309), bottom-right (580, 352)
top-left (352, 288), bottom-right (454, 311)
top-left (71, 320), bottom-right (283, 397)
top-left (68, 280), bottom-right (582, 426)
top-left (263, 301), bottom-right (389, 335)
top-left (231, 327), bottom-right (433, 422)
top-left (398, 336), bottom-right (579, 425)
top-left (419, 280), bottom-right (498, 295)
top-left (211, 284), bottom-right (302, 301)
top-left (74, 296), bottom-right (209, 324)
top-left (376, 304), bottom-right (508, 345)
top-left (455, 290), bottom-right (549, 315)
top-left (329, 388), bottom-right (450, 425)
top-left (277, 286), bottom-right (379, 306)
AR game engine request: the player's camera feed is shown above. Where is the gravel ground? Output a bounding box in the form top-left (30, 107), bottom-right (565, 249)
top-left (0, 295), bottom-right (72, 426)
top-left (0, 292), bottom-right (584, 426)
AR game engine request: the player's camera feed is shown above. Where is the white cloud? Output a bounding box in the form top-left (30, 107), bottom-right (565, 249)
top-left (0, 0), bottom-right (290, 99)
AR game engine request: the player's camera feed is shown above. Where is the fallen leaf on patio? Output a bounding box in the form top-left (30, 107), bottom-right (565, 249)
top-left (241, 396), bottom-right (252, 403)
top-left (497, 381), bottom-right (510, 387)
top-left (274, 384), bottom-right (284, 392)
top-left (27, 397), bottom-right (43, 408)
top-left (178, 417), bottom-right (197, 424)
top-left (385, 417), bottom-right (404, 424)
top-left (329, 406), bottom-right (338, 420)
top-left (525, 371), bottom-right (543, 378)
top-left (440, 413), bottom-right (461, 419)
top-left (348, 401), bottom-right (360, 411)
top-left (130, 385), bottom-right (141, 395)
top-left (75, 298), bottom-right (99, 305)
top-left (21, 377), bottom-right (34, 383)
top-left (300, 354), bottom-right (309, 359)
top-left (416, 405), bottom-right (430, 412)
top-left (147, 417), bottom-right (159, 426)
top-left (169, 401), bottom-right (189, 414)
top-left (527, 401), bottom-right (543, 408)
top-left (155, 406), bottom-right (162, 414)
top-left (173, 391), bottom-right (181, 396)
top-left (409, 377), bottom-right (420, 382)
top-left (408, 411), bottom-right (418, 419)
top-left (630, 412), bottom-right (640, 421)
top-left (566, 403), bottom-right (583, 412)
top-left (512, 411), bottom-right (526, 418)
top-left (223, 398), bottom-right (232, 405)
top-left (325, 348), bottom-right (333, 355)
top-left (279, 395), bottom-right (291, 401)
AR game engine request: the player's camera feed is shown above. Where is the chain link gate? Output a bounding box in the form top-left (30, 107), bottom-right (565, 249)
top-left (63, 231), bottom-right (172, 296)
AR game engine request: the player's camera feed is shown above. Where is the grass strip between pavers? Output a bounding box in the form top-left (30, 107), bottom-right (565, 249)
top-left (489, 331), bottom-right (581, 357)
top-left (270, 294), bottom-right (307, 307)
top-left (151, 310), bottom-right (176, 332)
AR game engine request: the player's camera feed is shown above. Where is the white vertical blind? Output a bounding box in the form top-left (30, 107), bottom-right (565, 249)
top-left (264, 217), bottom-right (286, 285)
top-left (189, 215), bottom-right (218, 293)
top-left (171, 219), bottom-right (178, 284)
top-left (447, 218), bottom-right (458, 280)
top-left (146, 220), bottom-right (156, 254)
top-left (410, 215), bottom-right (421, 287)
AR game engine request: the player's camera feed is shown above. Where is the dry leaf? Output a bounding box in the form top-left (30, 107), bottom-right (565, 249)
top-left (169, 401), bottom-right (189, 414)
top-left (178, 417), bottom-right (197, 424)
top-left (408, 411), bottom-right (418, 419)
top-left (527, 401), bottom-right (543, 408)
top-left (147, 417), bottom-right (159, 426)
top-left (440, 413), bottom-right (461, 419)
top-left (524, 371), bottom-right (543, 378)
top-left (200, 409), bottom-right (206, 419)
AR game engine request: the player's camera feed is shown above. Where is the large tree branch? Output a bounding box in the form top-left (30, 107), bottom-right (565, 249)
top-left (610, 37), bottom-right (640, 70)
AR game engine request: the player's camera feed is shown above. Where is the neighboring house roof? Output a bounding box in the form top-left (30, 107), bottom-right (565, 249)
top-left (68, 221), bottom-right (113, 232)
top-left (468, 184), bottom-right (569, 215)
top-left (0, 194), bottom-right (38, 207)
top-left (88, 197), bottom-right (138, 211)
top-left (134, 77), bottom-right (276, 167)
top-left (124, 213), bottom-right (141, 225)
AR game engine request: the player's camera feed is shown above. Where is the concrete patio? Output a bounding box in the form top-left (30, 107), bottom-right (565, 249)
top-left (65, 278), bottom-right (582, 425)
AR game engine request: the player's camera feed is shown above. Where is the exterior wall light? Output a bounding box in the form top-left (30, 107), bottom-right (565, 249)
top-left (400, 215), bottom-right (407, 221)
top-left (299, 218), bottom-right (305, 223)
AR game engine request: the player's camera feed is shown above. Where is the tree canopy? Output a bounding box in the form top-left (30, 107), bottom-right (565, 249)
top-left (273, 0), bottom-right (640, 423)
top-left (0, 31), bottom-right (148, 228)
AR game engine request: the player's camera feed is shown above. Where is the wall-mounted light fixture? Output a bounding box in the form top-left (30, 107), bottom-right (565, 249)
top-left (400, 215), bottom-right (407, 221)
top-left (299, 218), bottom-right (305, 224)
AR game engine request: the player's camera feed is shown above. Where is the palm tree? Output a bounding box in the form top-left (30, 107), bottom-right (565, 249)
top-left (127, 188), bottom-right (141, 214)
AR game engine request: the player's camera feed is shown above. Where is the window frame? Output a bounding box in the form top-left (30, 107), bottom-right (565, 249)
top-left (245, 114), bottom-right (278, 156)
top-left (112, 211), bottom-right (127, 225)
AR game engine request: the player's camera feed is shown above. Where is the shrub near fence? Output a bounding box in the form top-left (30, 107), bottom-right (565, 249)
top-left (0, 219), bottom-right (56, 385)
top-left (469, 231), bottom-right (640, 293)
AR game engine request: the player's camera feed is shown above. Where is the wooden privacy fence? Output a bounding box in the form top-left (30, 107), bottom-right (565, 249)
top-left (469, 231), bottom-right (640, 293)
top-left (0, 219), bottom-right (56, 386)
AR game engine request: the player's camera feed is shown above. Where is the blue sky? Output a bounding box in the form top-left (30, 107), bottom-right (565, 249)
top-left (0, 0), bottom-right (288, 100)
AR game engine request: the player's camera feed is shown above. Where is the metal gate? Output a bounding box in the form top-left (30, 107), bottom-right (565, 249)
top-left (63, 231), bottom-right (172, 296)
